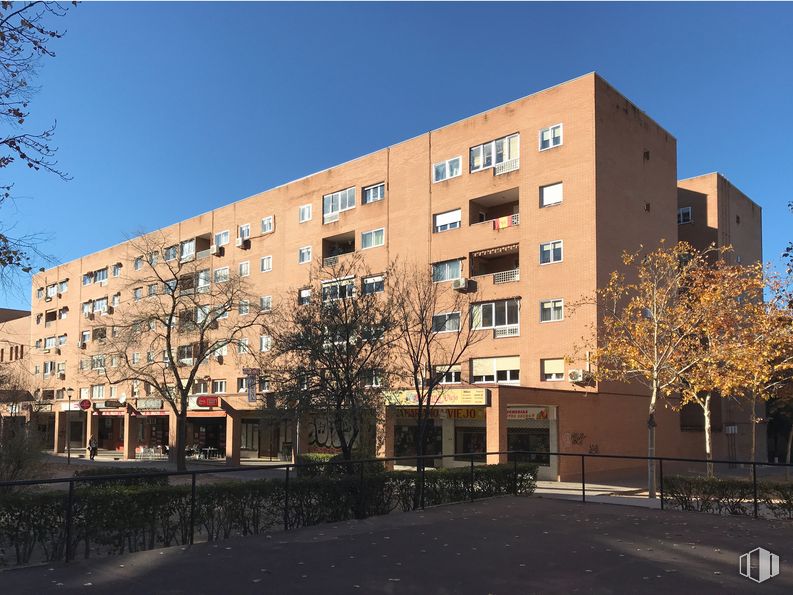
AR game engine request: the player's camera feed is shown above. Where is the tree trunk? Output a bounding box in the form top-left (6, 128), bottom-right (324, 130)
top-left (647, 385), bottom-right (658, 499)
top-left (174, 414), bottom-right (187, 472)
top-left (785, 426), bottom-right (792, 482)
top-left (749, 395), bottom-right (757, 480)
top-left (703, 394), bottom-right (713, 477)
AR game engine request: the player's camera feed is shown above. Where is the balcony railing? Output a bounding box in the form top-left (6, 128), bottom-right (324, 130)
top-left (492, 213), bottom-right (520, 230)
top-left (493, 269), bottom-right (520, 284)
top-left (494, 158), bottom-right (520, 176)
top-left (494, 324), bottom-right (520, 338)
top-left (196, 248), bottom-right (211, 260)
top-left (323, 212), bottom-right (340, 225)
top-left (323, 255), bottom-right (339, 267)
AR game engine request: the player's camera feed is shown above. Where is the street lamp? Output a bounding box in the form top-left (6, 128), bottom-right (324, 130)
top-left (66, 387), bottom-right (74, 465)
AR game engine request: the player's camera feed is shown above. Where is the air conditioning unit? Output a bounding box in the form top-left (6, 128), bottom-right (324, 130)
top-left (568, 369), bottom-right (591, 384)
top-left (57, 293), bottom-right (62, 299)
top-left (107, 306), bottom-right (114, 315)
top-left (87, 313), bottom-right (95, 321)
top-left (45, 296), bottom-right (52, 303)
top-left (451, 278), bottom-right (469, 291)
top-left (98, 280), bottom-right (107, 287)
top-left (42, 348), bottom-right (51, 354)
top-left (55, 348), bottom-right (61, 355)
top-left (209, 244), bottom-right (218, 255)
top-left (79, 342), bottom-right (87, 350)
top-left (216, 354), bottom-right (224, 365)
top-left (58, 373), bottom-right (66, 381)
top-left (235, 237), bottom-right (244, 248)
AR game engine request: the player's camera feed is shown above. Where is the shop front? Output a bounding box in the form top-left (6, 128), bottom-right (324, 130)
top-left (186, 395), bottom-right (226, 459)
top-left (93, 400), bottom-right (127, 451)
top-left (133, 398), bottom-right (170, 456)
top-left (505, 405), bottom-right (558, 480)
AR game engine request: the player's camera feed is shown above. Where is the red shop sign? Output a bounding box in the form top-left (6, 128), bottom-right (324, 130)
top-left (196, 396), bottom-right (219, 408)
top-left (79, 399), bottom-right (92, 410)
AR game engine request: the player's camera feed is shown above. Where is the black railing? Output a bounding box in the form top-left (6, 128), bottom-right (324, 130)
top-left (0, 450), bottom-right (791, 567)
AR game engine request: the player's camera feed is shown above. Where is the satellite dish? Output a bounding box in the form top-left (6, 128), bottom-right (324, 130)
top-left (119, 393), bottom-right (127, 403)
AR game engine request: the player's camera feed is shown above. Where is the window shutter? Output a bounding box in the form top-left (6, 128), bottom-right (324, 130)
top-left (543, 358), bottom-right (565, 375)
top-left (472, 358), bottom-right (495, 377)
top-left (494, 356), bottom-right (520, 371)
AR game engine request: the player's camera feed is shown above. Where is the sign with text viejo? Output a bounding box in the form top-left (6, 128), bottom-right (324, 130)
top-left (386, 388), bottom-right (490, 407)
top-left (189, 395), bottom-right (220, 409)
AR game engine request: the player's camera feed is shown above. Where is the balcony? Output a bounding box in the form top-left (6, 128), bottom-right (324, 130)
top-left (322, 231), bottom-right (355, 267)
top-left (494, 324), bottom-right (520, 338)
top-left (470, 244), bottom-right (519, 285)
top-left (494, 158), bottom-right (520, 176)
top-left (469, 187), bottom-right (519, 227)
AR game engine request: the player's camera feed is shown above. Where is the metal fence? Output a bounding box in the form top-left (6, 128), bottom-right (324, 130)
top-left (0, 450), bottom-right (791, 567)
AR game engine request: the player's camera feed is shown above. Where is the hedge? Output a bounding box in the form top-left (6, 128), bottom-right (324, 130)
top-left (73, 467), bottom-right (170, 487)
top-left (663, 475), bottom-right (793, 519)
top-left (0, 462), bottom-right (537, 567)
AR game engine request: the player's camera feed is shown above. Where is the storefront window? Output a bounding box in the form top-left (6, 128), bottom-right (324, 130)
top-left (507, 428), bottom-right (550, 465)
top-left (394, 421), bottom-right (442, 464)
top-left (454, 427), bottom-right (486, 462)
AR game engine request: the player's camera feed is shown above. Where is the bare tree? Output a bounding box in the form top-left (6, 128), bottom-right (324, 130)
top-left (391, 262), bottom-right (481, 483)
top-left (84, 232), bottom-right (268, 471)
top-left (1, 2), bottom-right (73, 279)
top-left (264, 255), bottom-right (399, 466)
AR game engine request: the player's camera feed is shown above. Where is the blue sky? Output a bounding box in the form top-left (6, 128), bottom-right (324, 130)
top-left (4, 2), bottom-right (792, 308)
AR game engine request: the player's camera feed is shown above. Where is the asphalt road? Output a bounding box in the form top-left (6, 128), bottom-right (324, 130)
top-left (1, 496), bottom-right (791, 594)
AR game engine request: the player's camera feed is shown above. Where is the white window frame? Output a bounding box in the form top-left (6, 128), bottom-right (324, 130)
top-left (298, 246), bottom-right (312, 264)
top-left (540, 182), bottom-right (564, 208)
top-left (362, 275), bottom-right (384, 295)
top-left (322, 187), bottom-right (356, 220)
top-left (58, 280), bottom-right (69, 293)
top-left (213, 267), bottom-right (230, 283)
top-left (361, 228), bottom-right (385, 250)
top-left (259, 335), bottom-right (272, 352)
top-left (298, 288), bottom-right (311, 305)
top-left (677, 207), bottom-right (693, 225)
top-left (432, 156), bottom-right (462, 183)
top-left (472, 299), bottom-right (521, 330)
top-left (238, 224), bottom-right (251, 240)
top-left (433, 209), bottom-right (462, 233)
top-left (432, 311), bottom-right (461, 333)
top-left (260, 295), bottom-right (272, 311)
top-left (214, 230), bottom-right (230, 246)
top-left (212, 379), bottom-right (227, 394)
top-left (540, 299), bottom-right (564, 323)
top-left (437, 365), bottom-right (462, 385)
top-left (239, 261), bottom-right (250, 277)
top-left (541, 358), bottom-right (565, 382)
top-left (540, 240), bottom-right (564, 265)
top-left (239, 300), bottom-right (250, 315)
top-left (260, 255), bottom-right (273, 273)
top-left (362, 182), bottom-right (385, 205)
top-left (431, 259), bottom-right (462, 283)
top-left (299, 204), bottom-right (312, 223)
top-left (134, 257), bottom-right (143, 271)
top-left (469, 133), bottom-right (520, 173)
top-left (538, 123), bottom-right (563, 151)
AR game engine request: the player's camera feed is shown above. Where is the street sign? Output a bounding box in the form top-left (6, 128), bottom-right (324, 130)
top-left (79, 399), bottom-right (91, 410)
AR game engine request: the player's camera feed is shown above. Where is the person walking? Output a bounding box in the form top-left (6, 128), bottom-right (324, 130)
top-left (88, 435), bottom-right (98, 461)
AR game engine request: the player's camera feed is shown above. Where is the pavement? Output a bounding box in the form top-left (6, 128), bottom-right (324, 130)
top-left (1, 496), bottom-right (791, 594)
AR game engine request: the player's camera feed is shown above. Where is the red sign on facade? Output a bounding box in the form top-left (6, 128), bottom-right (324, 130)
top-left (195, 396), bottom-right (220, 408)
top-left (79, 399), bottom-right (92, 411)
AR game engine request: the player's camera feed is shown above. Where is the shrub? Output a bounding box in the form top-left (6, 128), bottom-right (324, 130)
top-left (663, 475), bottom-right (793, 519)
top-left (73, 467), bottom-right (169, 487)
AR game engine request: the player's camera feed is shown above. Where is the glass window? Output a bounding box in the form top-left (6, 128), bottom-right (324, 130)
top-left (363, 183), bottom-right (385, 204)
top-left (260, 335), bottom-right (272, 352)
top-left (212, 379), bottom-right (227, 394)
top-left (677, 207), bottom-right (693, 225)
top-left (91, 384), bottom-right (105, 399)
top-left (214, 230), bottom-right (230, 246)
top-left (298, 246), bottom-right (312, 264)
top-left (540, 240), bottom-right (563, 264)
top-left (541, 358), bottom-right (565, 381)
top-left (58, 280), bottom-right (69, 293)
top-left (472, 299), bottom-right (520, 329)
top-left (180, 239), bottom-right (195, 260)
top-left (432, 157), bottom-right (462, 183)
top-left (322, 280), bottom-right (355, 301)
top-left (362, 275), bottom-right (384, 295)
top-left (213, 267), bottom-right (229, 283)
top-left (434, 209), bottom-right (461, 233)
top-left (470, 134), bottom-right (520, 172)
top-left (299, 204), bottom-right (312, 222)
top-left (540, 182), bottom-right (563, 207)
top-left (238, 224), bottom-right (251, 240)
top-left (361, 228), bottom-right (385, 249)
top-left (539, 124), bottom-right (563, 150)
top-left (239, 300), bottom-right (250, 315)
top-left (432, 312), bottom-right (460, 333)
top-left (134, 257), bottom-right (143, 271)
top-left (298, 288), bottom-right (311, 305)
top-left (82, 273), bottom-right (93, 286)
top-left (133, 287), bottom-right (142, 301)
top-left (431, 259), bottom-right (461, 282)
top-left (436, 365), bottom-right (461, 384)
top-left (239, 261), bottom-right (250, 277)
top-left (260, 256), bottom-right (272, 272)
top-left (164, 245), bottom-right (178, 261)
top-left (261, 215), bottom-right (274, 234)
top-left (540, 299), bottom-right (564, 322)
top-left (260, 295), bottom-right (272, 311)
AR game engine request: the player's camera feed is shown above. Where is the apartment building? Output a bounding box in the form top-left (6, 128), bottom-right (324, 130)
top-left (26, 73), bottom-right (762, 478)
top-left (0, 309), bottom-right (40, 437)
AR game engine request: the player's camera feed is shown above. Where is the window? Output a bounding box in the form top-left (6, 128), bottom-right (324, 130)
top-left (213, 267), bottom-right (229, 283)
top-left (362, 275), bottom-right (384, 295)
top-left (237, 338), bottom-right (249, 354)
top-left (260, 295), bottom-right (272, 311)
top-left (540, 299), bottom-right (564, 322)
top-left (677, 207), bottom-right (693, 225)
top-left (91, 384), bottom-right (105, 399)
top-left (261, 216), bottom-right (274, 234)
top-left (162, 245), bottom-right (177, 261)
top-left (298, 246), bottom-right (312, 264)
top-left (472, 299), bottom-right (520, 330)
top-left (322, 279), bottom-right (355, 301)
top-left (46, 284), bottom-right (57, 298)
top-left (433, 209), bottom-right (461, 233)
top-left (192, 381), bottom-right (208, 395)
top-left (260, 335), bottom-right (272, 352)
top-left (93, 297), bottom-right (108, 313)
top-left (541, 358), bottom-right (565, 381)
top-left (323, 187), bottom-right (356, 221)
top-left (239, 300), bottom-right (250, 315)
top-left (83, 273), bottom-right (93, 286)
top-left (212, 380), bottom-right (227, 394)
top-left (180, 239), bottom-right (195, 261)
top-left (299, 204), bottom-right (312, 223)
top-left (539, 124), bottom-right (563, 151)
top-left (44, 336), bottom-right (56, 349)
top-left (134, 257), bottom-right (143, 271)
top-left (58, 334), bottom-right (67, 345)
top-left (361, 228), bottom-right (385, 249)
top-left (433, 156), bottom-right (462, 183)
top-left (147, 283), bottom-right (158, 297)
top-left (259, 377), bottom-right (270, 392)
top-left (133, 287), bottom-right (143, 301)
top-left (364, 369), bottom-right (382, 387)
top-left (79, 387), bottom-right (89, 399)
top-left (540, 182), bottom-right (563, 207)
top-left (432, 259), bottom-right (462, 282)
top-left (237, 377), bottom-right (249, 392)
top-left (540, 240), bottom-right (563, 264)
top-left (58, 280), bottom-right (69, 293)
top-left (470, 133), bottom-right (520, 172)
top-left (298, 288), bottom-right (311, 305)
top-left (437, 365), bottom-right (461, 384)
top-left (260, 256), bottom-right (272, 272)
top-left (238, 224), bottom-right (251, 240)
top-left (132, 352), bottom-right (141, 364)
top-left (93, 268), bottom-right (108, 284)
top-left (214, 230), bottom-right (230, 246)
top-left (81, 331), bottom-right (90, 345)
top-left (239, 261), bottom-right (250, 277)
top-left (432, 312), bottom-right (461, 333)
top-left (197, 269), bottom-right (211, 293)
top-left (363, 183), bottom-right (385, 204)
top-left (58, 307), bottom-right (68, 320)
top-left (37, 287), bottom-right (44, 299)
top-left (43, 361), bottom-right (56, 376)
top-left (472, 356), bottom-right (520, 384)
